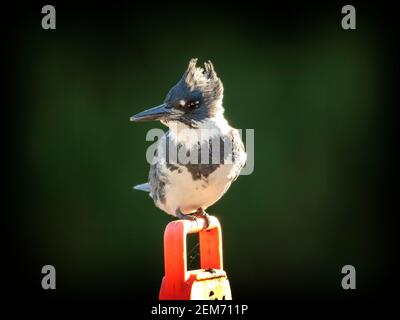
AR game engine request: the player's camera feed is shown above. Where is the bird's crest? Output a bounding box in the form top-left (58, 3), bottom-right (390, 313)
top-left (181, 58), bottom-right (224, 103)
top-left (183, 58), bottom-right (219, 84)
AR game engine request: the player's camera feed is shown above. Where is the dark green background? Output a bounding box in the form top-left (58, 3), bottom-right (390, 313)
top-left (7, 2), bottom-right (395, 300)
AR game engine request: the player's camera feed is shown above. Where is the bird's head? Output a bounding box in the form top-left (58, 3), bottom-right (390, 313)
top-left (130, 58), bottom-right (224, 128)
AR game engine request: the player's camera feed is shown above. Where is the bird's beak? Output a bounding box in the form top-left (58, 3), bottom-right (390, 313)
top-left (130, 103), bottom-right (173, 122)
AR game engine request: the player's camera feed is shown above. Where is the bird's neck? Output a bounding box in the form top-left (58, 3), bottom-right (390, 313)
top-left (168, 114), bottom-right (232, 148)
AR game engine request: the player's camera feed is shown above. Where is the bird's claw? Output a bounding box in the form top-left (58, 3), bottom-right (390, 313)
top-left (175, 208), bottom-right (211, 229)
top-left (175, 209), bottom-right (199, 222)
top-left (205, 268), bottom-right (217, 274)
top-left (194, 208), bottom-right (211, 229)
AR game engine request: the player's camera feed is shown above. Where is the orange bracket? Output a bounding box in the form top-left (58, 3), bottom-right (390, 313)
top-left (159, 216), bottom-right (232, 300)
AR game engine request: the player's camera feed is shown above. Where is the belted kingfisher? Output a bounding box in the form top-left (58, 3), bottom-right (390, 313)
top-left (130, 58), bottom-right (246, 226)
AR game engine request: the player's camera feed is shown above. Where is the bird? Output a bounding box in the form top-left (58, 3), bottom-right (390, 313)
top-left (130, 58), bottom-right (246, 226)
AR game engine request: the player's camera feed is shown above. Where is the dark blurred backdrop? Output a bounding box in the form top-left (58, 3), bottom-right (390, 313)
top-left (4, 2), bottom-right (396, 300)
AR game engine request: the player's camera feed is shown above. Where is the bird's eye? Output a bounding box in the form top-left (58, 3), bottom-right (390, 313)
top-left (186, 101), bottom-right (200, 109)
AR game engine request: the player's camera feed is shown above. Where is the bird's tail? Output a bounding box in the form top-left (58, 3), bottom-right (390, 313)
top-left (133, 182), bottom-right (151, 193)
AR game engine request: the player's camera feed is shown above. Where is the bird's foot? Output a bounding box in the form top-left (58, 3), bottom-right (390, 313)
top-left (175, 208), bottom-right (198, 222)
top-left (175, 208), bottom-right (211, 229)
top-left (193, 208), bottom-right (211, 229)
